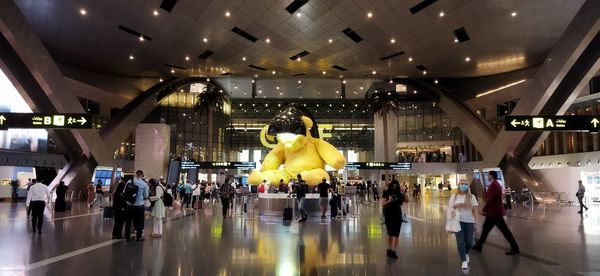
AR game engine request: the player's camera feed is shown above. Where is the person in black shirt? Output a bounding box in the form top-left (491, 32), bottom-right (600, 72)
top-left (381, 180), bottom-right (405, 259)
top-left (317, 179), bottom-right (331, 220)
top-left (54, 181), bottom-right (68, 212)
top-left (294, 174), bottom-right (309, 222)
top-left (112, 180), bottom-right (127, 239)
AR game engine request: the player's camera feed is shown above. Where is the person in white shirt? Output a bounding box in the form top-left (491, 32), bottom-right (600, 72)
top-left (448, 179), bottom-right (479, 270)
top-left (26, 180), bottom-right (52, 234)
top-left (192, 181), bottom-right (202, 210)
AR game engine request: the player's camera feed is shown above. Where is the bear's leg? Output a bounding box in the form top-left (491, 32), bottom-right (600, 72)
top-left (300, 168), bottom-right (330, 186)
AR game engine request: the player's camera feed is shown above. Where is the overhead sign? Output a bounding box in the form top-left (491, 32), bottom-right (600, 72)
top-left (181, 161), bottom-right (256, 170)
top-left (0, 113), bottom-right (93, 130)
top-left (505, 116), bottom-right (600, 131)
top-left (345, 162), bottom-right (412, 170)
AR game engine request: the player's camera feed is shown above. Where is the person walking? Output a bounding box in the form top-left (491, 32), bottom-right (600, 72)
top-left (124, 170), bottom-right (149, 242)
top-left (381, 180), bottom-right (405, 259)
top-left (449, 180), bottom-right (479, 269)
top-left (192, 181), bottom-right (202, 209)
top-left (26, 179), bottom-right (35, 217)
top-left (26, 180), bottom-right (52, 234)
top-left (576, 180), bottom-right (588, 214)
top-left (472, 171), bottom-right (520, 255)
top-left (54, 181), bottom-right (68, 212)
top-left (86, 182), bottom-right (95, 208)
top-left (317, 179), bottom-right (331, 220)
top-left (295, 174), bottom-right (308, 222)
top-left (112, 179), bottom-right (126, 239)
top-left (220, 180), bottom-right (235, 218)
top-left (372, 182), bottom-right (379, 201)
top-left (150, 179), bottom-right (166, 238)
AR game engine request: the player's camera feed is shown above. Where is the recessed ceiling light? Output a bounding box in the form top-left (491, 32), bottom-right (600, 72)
top-left (185, 56), bottom-right (190, 61)
top-left (159, 78), bottom-right (163, 82)
top-left (360, 86), bottom-right (364, 90)
top-left (342, 80), bottom-right (346, 84)
top-left (390, 38), bottom-right (396, 44)
top-left (153, 10), bottom-right (159, 16)
top-left (465, 56), bottom-right (471, 62)
top-left (225, 11), bottom-right (231, 17)
top-left (265, 38), bottom-right (271, 43)
top-left (322, 71), bottom-right (326, 75)
top-left (242, 56), bottom-right (246, 61)
top-left (408, 57), bottom-right (413, 62)
top-left (372, 70), bottom-right (377, 75)
top-left (413, 90), bottom-right (417, 94)
top-left (328, 38), bottom-right (333, 43)
top-left (272, 70), bottom-right (276, 75)
top-left (434, 79), bottom-right (438, 84)
top-left (298, 80), bottom-right (302, 84)
top-left (79, 8), bottom-right (87, 15)
top-left (221, 70), bottom-right (226, 74)
top-left (296, 12), bottom-right (301, 17)
top-left (389, 79), bottom-right (393, 83)
top-left (139, 35), bottom-right (144, 42)
top-left (297, 57), bottom-right (301, 61)
top-left (180, 89), bottom-right (184, 92)
top-left (206, 78), bottom-right (210, 82)
top-left (453, 38), bottom-right (459, 43)
top-left (439, 11), bottom-right (445, 17)
top-left (129, 54), bottom-right (134, 60)
top-left (367, 12), bottom-right (373, 18)
top-left (170, 69), bottom-right (175, 73)
top-left (276, 86), bottom-right (280, 90)
top-left (511, 11), bottom-right (517, 17)
top-left (251, 79), bottom-right (255, 83)
top-left (203, 38), bottom-right (208, 43)
top-left (422, 70), bottom-right (427, 75)
top-left (258, 90), bottom-right (262, 93)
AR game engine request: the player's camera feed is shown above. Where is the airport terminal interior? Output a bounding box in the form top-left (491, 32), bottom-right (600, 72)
top-left (0, 0), bottom-right (600, 275)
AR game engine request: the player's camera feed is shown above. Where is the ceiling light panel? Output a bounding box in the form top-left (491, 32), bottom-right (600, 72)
top-left (118, 25), bottom-right (153, 41)
top-left (160, 0), bottom-right (178, 12)
top-left (409, 0), bottom-right (438, 14)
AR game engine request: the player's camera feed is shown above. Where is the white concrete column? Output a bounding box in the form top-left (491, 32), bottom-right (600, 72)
top-left (134, 124), bottom-right (171, 179)
top-left (374, 113), bottom-right (399, 162)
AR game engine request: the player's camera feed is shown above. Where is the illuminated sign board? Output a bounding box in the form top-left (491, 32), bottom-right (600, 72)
top-left (181, 161), bottom-right (256, 170)
top-left (505, 116), bottom-right (600, 131)
top-left (345, 162), bottom-right (412, 170)
top-left (0, 113), bottom-right (93, 130)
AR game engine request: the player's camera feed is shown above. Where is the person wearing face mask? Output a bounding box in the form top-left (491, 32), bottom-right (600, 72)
top-left (449, 180), bottom-right (479, 269)
top-left (381, 180), bottom-right (405, 259)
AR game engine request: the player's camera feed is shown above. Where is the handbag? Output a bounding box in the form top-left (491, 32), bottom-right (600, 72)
top-left (445, 195), bottom-right (461, 233)
top-left (401, 207), bottom-right (408, 223)
top-left (144, 199), bottom-right (151, 208)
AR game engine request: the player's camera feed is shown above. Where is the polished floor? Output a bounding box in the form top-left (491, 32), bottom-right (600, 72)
top-left (0, 195), bottom-right (598, 276)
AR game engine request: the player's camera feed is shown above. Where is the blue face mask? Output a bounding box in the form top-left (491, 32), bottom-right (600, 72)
top-left (459, 184), bottom-right (469, 192)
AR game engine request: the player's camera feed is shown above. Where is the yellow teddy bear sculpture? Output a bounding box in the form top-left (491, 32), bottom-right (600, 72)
top-left (248, 104), bottom-right (346, 186)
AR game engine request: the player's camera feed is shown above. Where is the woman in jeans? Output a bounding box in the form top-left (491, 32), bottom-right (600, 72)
top-left (448, 180), bottom-right (479, 269)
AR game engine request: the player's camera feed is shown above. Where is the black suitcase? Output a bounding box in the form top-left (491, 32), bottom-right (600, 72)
top-left (103, 206), bottom-right (114, 219)
top-left (283, 207), bottom-right (293, 221)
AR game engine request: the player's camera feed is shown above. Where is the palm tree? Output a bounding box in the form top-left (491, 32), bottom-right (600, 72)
top-left (194, 83), bottom-right (230, 169)
top-left (365, 89), bottom-right (402, 162)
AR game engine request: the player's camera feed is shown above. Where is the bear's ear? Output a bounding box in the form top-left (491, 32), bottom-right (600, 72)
top-left (301, 116), bottom-right (313, 132)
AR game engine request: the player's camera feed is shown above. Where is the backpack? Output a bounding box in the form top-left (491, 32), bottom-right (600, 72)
top-left (122, 180), bottom-right (139, 204)
top-left (162, 186), bottom-right (173, 207)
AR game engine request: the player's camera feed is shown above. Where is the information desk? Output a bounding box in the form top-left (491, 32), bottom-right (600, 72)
top-left (257, 193), bottom-right (330, 217)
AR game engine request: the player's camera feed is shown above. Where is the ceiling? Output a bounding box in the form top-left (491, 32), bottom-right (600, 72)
top-left (15, 0), bottom-right (584, 79)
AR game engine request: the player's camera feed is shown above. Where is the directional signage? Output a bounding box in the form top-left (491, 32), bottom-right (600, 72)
top-left (181, 161), bottom-right (256, 170)
top-left (345, 162), bottom-right (412, 170)
top-left (0, 113), bottom-right (93, 130)
top-left (505, 116), bottom-right (600, 131)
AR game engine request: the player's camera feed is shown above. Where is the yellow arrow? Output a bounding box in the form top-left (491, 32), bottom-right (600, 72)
top-left (0, 115), bottom-right (6, 125)
top-left (592, 118), bottom-right (599, 128)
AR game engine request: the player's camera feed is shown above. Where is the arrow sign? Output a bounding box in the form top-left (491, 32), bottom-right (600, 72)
top-left (592, 118), bottom-right (599, 128)
top-left (510, 119), bottom-right (519, 128)
top-left (0, 113), bottom-right (92, 129)
top-left (77, 117), bottom-right (87, 125)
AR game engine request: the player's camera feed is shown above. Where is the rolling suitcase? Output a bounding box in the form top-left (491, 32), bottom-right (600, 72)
top-left (103, 206), bottom-right (114, 219)
top-left (283, 197), bottom-right (293, 221)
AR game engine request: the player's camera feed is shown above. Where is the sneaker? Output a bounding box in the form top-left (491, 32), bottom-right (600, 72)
top-left (386, 249), bottom-right (393, 258)
top-left (466, 254), bottom-right (470, 263)
top-left (461, 261), bottom-right (469, 269)
top-left (390, 250), bottom-right (399, 259)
